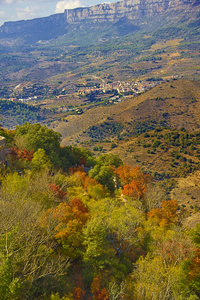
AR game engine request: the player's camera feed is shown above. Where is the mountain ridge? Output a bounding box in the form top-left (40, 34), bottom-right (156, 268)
top-left (0, 0), bottom-right (199, 44)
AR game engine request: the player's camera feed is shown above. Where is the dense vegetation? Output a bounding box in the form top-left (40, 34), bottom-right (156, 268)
top-left (88, 122), bottom-right (124, 141)
top-left (0, 123), bottom-right (199, 299)
top-left (0, 101), bottom-right (52, 128)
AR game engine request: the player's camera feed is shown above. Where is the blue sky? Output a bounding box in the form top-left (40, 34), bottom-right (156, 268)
top-left (0, 0), bottom-right (111, 26)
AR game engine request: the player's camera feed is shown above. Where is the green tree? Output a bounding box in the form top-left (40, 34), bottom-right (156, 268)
top-left (31, 148), bottom-right (51, 171)
top-left (90, 198), bottom-right (144, 257)
top-left (96, 153), bottom-right (123, 168)
top-left (89, 165), bottom-right (115, 193)
top-left (14, 122), bottom-right (61, 167)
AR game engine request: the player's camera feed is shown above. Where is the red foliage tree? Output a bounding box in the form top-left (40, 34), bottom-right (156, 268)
top-left (49, 183), bottom-right (67, 200)
top-left (78, 157), bottom-right (87, 167)
top-left (11, 147), bottom-right (34, 161)
top-left (72, 287), bottom-right (85, 300)
top-left (68, 166), bottom-right (85, 174)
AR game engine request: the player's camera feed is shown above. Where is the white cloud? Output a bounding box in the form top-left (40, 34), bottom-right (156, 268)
top-left (0, 0), bottom-right (55, 3)
top-left (55, 0), bottom-right (85, 13)
top-left (1, 0), bottom-right (14, 3)
top-left (16, 6), bottom-right (41, 20)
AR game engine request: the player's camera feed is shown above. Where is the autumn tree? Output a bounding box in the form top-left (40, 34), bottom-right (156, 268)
top-left (148, 199), bottom-right (178, 227)
top-left (183, 248), bottom-right (200, 297)
top-left (11, 147), bottom-right (34, 161)
top-left (115, 165), bottom-right (153, 202)
top-left (90, 276), bottom-right (109, 300)
top-left (0, 197), bottom-right (69, 299)
top-left (71, 169), bottom-right (107, 200)
top-left (40, 198), bottom-right (90, 258)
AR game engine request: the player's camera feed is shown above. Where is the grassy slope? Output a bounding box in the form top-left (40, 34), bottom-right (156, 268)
top-left (50, 79), bottom-right (200, 220)
top-left (54, 79), bottom-right (200, 144)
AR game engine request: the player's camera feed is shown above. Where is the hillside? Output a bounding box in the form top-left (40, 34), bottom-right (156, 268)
top-left (48, 79), bottom-right (200, 214)
top-left (53, 79), bottom-right (200, 144)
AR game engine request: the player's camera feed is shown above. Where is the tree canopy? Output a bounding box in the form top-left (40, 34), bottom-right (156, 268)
top-left (0, 124), bottom-right (199, 299)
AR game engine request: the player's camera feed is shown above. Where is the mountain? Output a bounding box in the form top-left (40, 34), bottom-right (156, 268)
top-left (0, 0), bottom-right (199, 84)
top-left (0, 0), bottom-right (199, 45)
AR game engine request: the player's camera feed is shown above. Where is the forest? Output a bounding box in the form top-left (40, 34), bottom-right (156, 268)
top-left (0, 122), bottom-right (199, 300)
top-left (0, 101), bottom-right (51, 128)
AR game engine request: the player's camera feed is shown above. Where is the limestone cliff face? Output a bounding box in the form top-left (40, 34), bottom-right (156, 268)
top-left (0, 0), bottom-right (199, 40)
top-left (64, 0), bottom-right (198, 24)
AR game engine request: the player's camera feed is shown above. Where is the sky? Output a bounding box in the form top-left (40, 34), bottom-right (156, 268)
top-left (0, 0), bottom-right (109, 26)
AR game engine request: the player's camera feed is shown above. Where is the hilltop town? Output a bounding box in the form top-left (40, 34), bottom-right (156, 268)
top-left (78, 78), bottom-right (164, 96)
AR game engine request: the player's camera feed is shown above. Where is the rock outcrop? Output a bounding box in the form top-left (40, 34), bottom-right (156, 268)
top-left (64, 0), bottom-right (198, 23)
top-left (0, 0), bottom-right (199, 42)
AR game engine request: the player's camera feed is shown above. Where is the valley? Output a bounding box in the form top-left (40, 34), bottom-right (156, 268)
top-left (0, 0), bottom-right (199, 297)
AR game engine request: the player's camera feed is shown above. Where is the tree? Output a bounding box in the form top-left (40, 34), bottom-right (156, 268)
top-left (31, 148), bottom-right (51, 171)
top-left (90, 276), bottom-right (109, 300)
top-left (89, 165), bottom-right (115, 193)
top-left (72, 147), bottom-right (97, 167)
top-left (189, 223), bottom-right (200, 246)
top-left (0, 197), bottom-right (69, 299)
top-left (90, 198), bottom-right (145, 257)
top-left (59, 146), bottom-right (79, 170)
top-left (148, 200), bottom-right (178, 227)
top-left (40, 198), bottom-right (90, 258)
top-left (115, 165), bottom-right (153, 202)
top-left (14, 122), bottom-right (61, 167)
top-left (128, 254), bottom-right (190, 300)
top-left (183, 248), bottom-right (200, 297)
top-left (82, 217), bottom-right (110, 266)
top-left (96, 153), bottom-right (123, 168)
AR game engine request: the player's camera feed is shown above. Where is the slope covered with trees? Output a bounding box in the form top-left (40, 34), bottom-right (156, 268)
top-left (0, 123), bottom-right (199, 299)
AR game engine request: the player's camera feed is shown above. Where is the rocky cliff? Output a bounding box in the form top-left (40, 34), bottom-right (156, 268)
top-left (0, 0), bottom-right (199, 43)
top-left (64, 0), bottom-right (199, 24)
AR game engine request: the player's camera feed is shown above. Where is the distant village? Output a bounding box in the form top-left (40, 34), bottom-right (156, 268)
top-left (5, 78), bottom-right (167, 104)
top-left (77, 79), bottom-right (165, 97)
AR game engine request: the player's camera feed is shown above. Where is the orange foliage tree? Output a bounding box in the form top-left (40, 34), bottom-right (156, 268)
top-left (40, 197), bottom-right (89, 258)
top-left (69, 169), bottom-right (106, 199)
top-left (188, 248), bottom-right (200, 281)
top-left (183, 248), bottom-right (200, 296)
top-left (148, 199), bottom-right (178, 227)
top-left (72, 275), bottom-right (86, 300)
top-left (114, 165), bottom-right (153, 200)
top-left (90, 276), bottom-right (109, 300)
